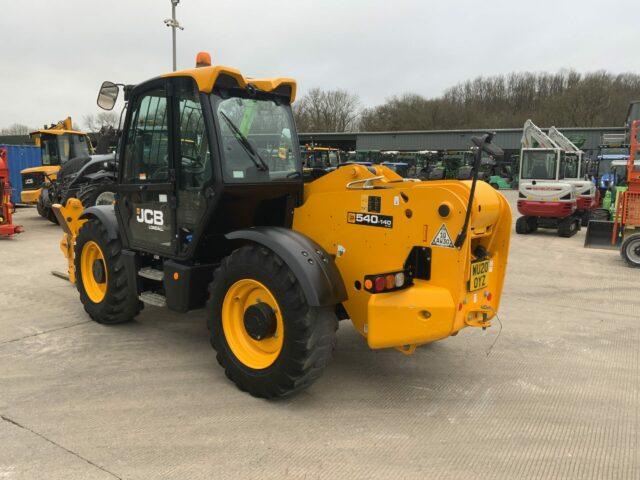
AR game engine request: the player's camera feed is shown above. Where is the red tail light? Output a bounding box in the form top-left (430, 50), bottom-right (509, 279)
top-left (363, 270), bottom-right (412, 294)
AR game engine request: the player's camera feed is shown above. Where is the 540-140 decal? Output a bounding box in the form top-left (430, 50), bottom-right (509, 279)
top-left (347, 212), bottom-right (393, 228)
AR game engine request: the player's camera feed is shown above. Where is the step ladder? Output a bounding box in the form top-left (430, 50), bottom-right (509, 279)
top-left (138, 267), bottom-right (166, 307)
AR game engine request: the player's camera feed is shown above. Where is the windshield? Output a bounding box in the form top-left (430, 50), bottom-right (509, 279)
top-left (560, 153), bottom-right (580, 179)
top-left (304, 150), bottom-right (339, 169)
top-left (521, 150), bottom-right (559, 180)
top-left (597, 159), bottom-right (613, 176)
top-left (213, 95), bottom-right (300, 182)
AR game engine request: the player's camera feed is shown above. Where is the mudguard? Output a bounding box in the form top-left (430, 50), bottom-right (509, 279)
top-left (80, 204), bottom-right (119, 241)
top-left (80, 171), bottom-right (116, 183)
top-left (226, 227), bottom-right (347, 307)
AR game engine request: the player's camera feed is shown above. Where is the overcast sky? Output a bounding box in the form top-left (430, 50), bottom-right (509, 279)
top-left (1, 0), bottom-right (638, 129)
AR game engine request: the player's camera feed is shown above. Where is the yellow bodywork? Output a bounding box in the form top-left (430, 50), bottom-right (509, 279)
top-left (52, 198), bottom-right (86, 283)
top-left (293, 164), bottom-right (511, 352)
top-left (29, 117), bottom-right (85, 144)
top-left (20, 165), bottom-right (60, 204)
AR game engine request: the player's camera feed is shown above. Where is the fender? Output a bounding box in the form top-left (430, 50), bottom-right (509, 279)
top-left (80, 204), bottom-right (119, 241)
top-left (80, 171), bottom-right (117, 183)
top-left (226, 227), bottom-right (347, 307)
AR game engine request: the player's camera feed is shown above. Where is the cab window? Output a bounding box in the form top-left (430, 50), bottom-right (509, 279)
top-left (124, 89), bottom-right (170, 183)
top-left (176, 81), bottom-right (211, 188)
top-left (58, 135), bottom-right (70, 164)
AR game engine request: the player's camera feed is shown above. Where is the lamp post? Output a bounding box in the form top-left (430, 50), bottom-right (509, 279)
top-left (164, 0), bottom-right (184, 71)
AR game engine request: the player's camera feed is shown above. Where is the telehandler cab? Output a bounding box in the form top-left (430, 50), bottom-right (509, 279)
top-left (53, 58), bottom-right (512, 397)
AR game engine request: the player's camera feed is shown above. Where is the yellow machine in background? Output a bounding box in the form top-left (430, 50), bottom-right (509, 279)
top-left (20, 117), bottom-right (92, 204)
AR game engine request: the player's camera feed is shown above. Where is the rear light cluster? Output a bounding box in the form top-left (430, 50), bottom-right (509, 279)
top-left (363, 270), bottom-right (412, 293)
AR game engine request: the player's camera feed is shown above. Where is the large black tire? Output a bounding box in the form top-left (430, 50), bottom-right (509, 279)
top-left (558, 217), bottom-right (580, 237)
top-left (57, 156), bottom-right (91, 179)
top-left (77, 181), bottom-right (117, 208)
top-left (515, 216), bottom-right (530, 234)
top-left (74, 219), bottom-right (142, 324)
top-left (36, 190), bottom-right (58, 224)
top-left (207, 244), bottom-right (338, 398)
top-left (526, 216), bottom-right (538, 233)
top-left (621, 233), bottom-right (640, 268)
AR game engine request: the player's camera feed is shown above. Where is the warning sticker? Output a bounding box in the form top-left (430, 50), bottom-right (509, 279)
top-left (431, 224), bottom-right (455, 248)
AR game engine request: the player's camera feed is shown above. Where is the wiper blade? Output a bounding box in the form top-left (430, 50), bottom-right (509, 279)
top-left (219, 111), bottom-right (269, 171)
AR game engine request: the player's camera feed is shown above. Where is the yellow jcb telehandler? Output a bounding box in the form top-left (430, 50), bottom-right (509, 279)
top-left (53, 57), bottom-right (511, 397)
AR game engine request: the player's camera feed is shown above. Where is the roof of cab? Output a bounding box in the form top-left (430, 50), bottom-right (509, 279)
top-left (30, 129), bottom-right (87, 137)
top-left (162, 66), bottom-right (297, 102)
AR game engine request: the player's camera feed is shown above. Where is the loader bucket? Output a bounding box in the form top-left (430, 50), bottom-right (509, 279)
top-left (584, 220), bottom-right (619, 249)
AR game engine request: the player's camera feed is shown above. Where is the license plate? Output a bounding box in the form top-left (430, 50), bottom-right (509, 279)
top-left (469, 259), bottom-right (490, 291)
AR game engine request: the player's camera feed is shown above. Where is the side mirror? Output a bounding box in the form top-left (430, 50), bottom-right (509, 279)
top-left (97, 81), bottom-right (119, 111)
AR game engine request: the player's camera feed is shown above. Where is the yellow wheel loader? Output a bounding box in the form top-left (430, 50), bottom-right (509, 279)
top-left (53, 58), bottom-right (511, 398)
top-left (21, 117), bottom-right (92, 220)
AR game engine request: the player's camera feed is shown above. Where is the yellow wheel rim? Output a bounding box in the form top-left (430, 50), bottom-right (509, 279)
top-left (222, 279), bottom-right (284, 370)
top-left (80, 241), bottom-right (108, 303)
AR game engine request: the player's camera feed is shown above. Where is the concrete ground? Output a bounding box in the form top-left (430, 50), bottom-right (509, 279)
top-left (1, 190), bottom-right (638, 479)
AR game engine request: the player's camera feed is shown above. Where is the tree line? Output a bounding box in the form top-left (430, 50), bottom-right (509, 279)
top-left (294, 70), bottom-right (640, 132)
top-left (4, 70), bottom-right (639, 135)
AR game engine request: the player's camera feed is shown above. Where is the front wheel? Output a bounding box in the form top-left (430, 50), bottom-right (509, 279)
top-left (78, 181), bottom-right (117, 208)
top-left (75, 219), bottom-right (142, 324)
top-left (208, 244), bottom-right (338, 398)
top-left (515, 216), bottom-right (531, 234)
top-left (621, 233), bottom-right (640, 268)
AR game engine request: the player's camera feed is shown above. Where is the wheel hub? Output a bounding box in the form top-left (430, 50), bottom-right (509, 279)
top-left (243, 302), bottom-right (277, 340)
top-left (92, 259), bottom-right (106, 284)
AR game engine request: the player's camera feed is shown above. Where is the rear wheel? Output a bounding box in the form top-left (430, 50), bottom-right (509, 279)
top-left (208, 244), bottom-right (338, 398)
top-left (74, 219), bottom-right (142, 324)
top-left (558, 217), bottom-right (580, 237)
top-left (621, 233), bottom-right (640, 268)
top-left (526, 216), bottom-right (538, 233)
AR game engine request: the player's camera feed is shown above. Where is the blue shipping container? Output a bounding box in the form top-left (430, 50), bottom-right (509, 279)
top-left (1, 144), bottom-right (41, 204)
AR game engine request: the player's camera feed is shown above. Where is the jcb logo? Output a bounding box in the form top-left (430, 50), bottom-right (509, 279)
top-left (136, 208), bottom-right (164, 226)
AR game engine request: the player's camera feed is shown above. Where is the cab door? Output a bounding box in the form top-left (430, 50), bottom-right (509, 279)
top-left (173, 78), bottom-right (214, 256)
top-left (117, 81), bottom-right (176, 255)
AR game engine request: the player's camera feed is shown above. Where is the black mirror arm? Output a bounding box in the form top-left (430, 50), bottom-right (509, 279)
top-left (455, 133), bottom-right (500, 249)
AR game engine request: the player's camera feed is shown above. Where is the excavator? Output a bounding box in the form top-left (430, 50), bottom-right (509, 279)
top-left (548, 126), bottom-right (599, 225)
top-left (20, 117), bottom-right (93, 221)
top-left (516, 119), bottom-right (581, 236)
top-left (52, 55), bottom-right (512, 397)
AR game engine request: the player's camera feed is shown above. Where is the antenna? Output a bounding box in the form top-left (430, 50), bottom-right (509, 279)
top-left (164, 0), bottom-right (184, 71)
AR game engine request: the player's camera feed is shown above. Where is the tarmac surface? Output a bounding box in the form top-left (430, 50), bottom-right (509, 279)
top-left (1, 190), bottom-right (639, 479)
